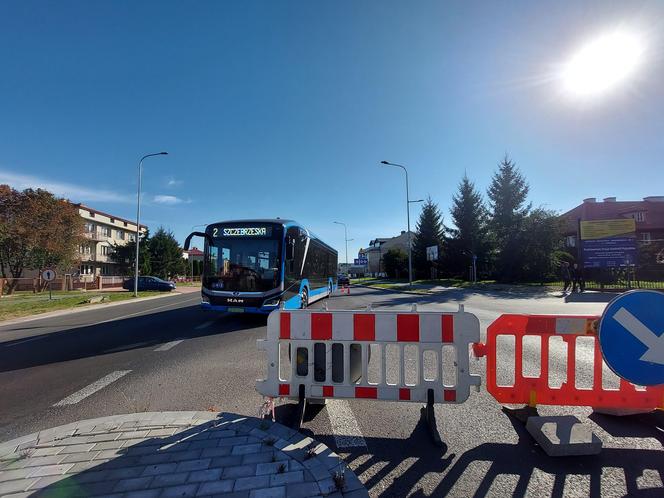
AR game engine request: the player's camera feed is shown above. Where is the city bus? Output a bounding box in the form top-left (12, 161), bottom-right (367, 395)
top-left (184, 219), bottom-right (338, 313)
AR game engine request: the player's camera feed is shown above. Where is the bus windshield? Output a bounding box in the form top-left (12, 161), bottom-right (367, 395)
top-left (205, 237), bottom-right (281, 292)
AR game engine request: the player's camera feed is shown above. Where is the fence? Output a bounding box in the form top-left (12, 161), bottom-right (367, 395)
top-left (472, 314), bottom-right (664, 411)
top-left (0, 275), bottom-right (129, 296)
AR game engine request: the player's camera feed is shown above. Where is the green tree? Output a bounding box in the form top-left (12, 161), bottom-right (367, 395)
top-left (412, 197), bottom-right (445, 279)
top-left (383, 248), bottom-right (408, 279)
top-left (110, 230), bottom-right (151, 276)
top-left (447, 174), bottom-right (489, 279)
top-left (516, 208), bottom-right (564, 282)
top-left (149, 227), bottom-right (186, 279)
top-left (487, 155), bottom-right (531, 281)
top-left (0, 186), bottom-right (85, 293)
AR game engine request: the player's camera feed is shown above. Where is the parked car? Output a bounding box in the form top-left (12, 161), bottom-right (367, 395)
top-left (337, 274), bottom-right (350, 286)
top-left (123, 276), bottom-right (176, 292)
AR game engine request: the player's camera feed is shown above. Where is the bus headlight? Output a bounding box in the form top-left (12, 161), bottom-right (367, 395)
top-left (263, 297), bottom-right (281, 307)
top-left (201, 294), bottom-right (210, 304)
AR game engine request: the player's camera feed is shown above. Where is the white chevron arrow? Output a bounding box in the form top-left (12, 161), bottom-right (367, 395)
top-left (613, 307), bottom-right (664, 366)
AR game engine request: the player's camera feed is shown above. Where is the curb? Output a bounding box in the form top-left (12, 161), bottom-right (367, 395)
top-left (0, 291), bottom-right (199, 328)
top-left (0, 411), bottom-right (368, 497)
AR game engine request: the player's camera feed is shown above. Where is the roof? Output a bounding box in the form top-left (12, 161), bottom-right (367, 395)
top-left (185, 247), bottom-right (204, 256)
top-left (561, 199), bottom-right (664, 232)
top-left (76, 203), bottom-right (147, 230)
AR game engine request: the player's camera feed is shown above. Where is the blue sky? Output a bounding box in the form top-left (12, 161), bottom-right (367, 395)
top-left (1, 1), bottom-right (663, 261)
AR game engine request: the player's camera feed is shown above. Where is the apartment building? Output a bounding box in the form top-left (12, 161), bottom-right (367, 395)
top-left (360, 230), bottom-right (414, 276)
top-left (77, 204), bottom-right (147, 278)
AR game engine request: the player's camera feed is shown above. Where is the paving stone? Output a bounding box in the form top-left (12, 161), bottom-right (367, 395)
top-left (175, 458), bottom-right (211, 472)
top-left (217, 436), bottom-right (249, 447)
top-left (208, 430), bottom-right (236, 440)
top-left (29, 447), bottom-right (64, 457)
top-left (188, 440), bottom-right (218, 450)
top-left (210, 455), bottom-right (244, 468)
top-left (0, 478), bottom-right (39, 495)
top-left (92, 440), bottom-right (126, 451)
top-left (306, 463), bottom-right (330, 482)
top-left (285, 482), bottom-right (321, 498)
top-left (125, 489), bottom-right (162, 498)
top-left (317, 477), bottom-right (338, 495)
top-left (526, 415), bottom-right (602, 457)
top-left (342, 489), bottom-right (370, 498)
top-left (188, 468), bottom-right (222, 483)
top-left (195, 479), bottom-right (235, 495)
top-left (69, 469), bottom-right (109, 484)
top-left (117, 431), bottom-right (151, 440)
top-left (113, 476), bottom-right (154, 492)
top-left (24, 474), bottom-right (69, 489)
top-left (19, 455), bottom-right (67, 468)
top-left (159, 483), bottom-right (199, 497)
top-left (69, 460), bottom-right (111, 473)
top-left (28, 463), bottom-right (75, 477)
top-left (167, 450), bottom-right (202, 462)
top-left (0, 468), bottom-right (34, 482)
top-left (241, 451), bottom-right (275, 465)
top-left (200, 446), bottom-right (232, 458)
top-left (60, 451), bottom-right (101, 463)
top-left (58, 443), bottom-right (96, 454)
top-left (233, 475), bottom-right (270, 491)
top-left (269, 470), bottom-right (303, 486)
top-left (231, 444), bottom-right (262, 456)
top-left (256, 461), bottom-right (287, 475)
top-left (142, 463), bottom-right (178, 476)
top-left (222, 464), bottom-right (257, 479)
top-left (249, 486), bottom-right (285, 498)
top-left (152, 472), bottom-right (190, 487)
top-left (147, 428), bottom-right (178, 438)
top-left (106, 466), bottom-right (146, 480)
top-left (140, 453), bottom-right (174, 465)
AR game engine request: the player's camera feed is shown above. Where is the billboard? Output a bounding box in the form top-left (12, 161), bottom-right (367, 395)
top-left (580, 219), bottom-right (637, 268)
top-left (426, 245), bottom-right (439, 261)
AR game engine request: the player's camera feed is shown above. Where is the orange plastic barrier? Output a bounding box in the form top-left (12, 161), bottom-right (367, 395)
top-left (472, 314), bottom-right (664, 410)
top-left (337, 283), bottom-right (350, 295)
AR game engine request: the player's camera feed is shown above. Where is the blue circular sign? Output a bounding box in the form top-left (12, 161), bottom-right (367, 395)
top-left (599, 290), bottom-right (664, 386)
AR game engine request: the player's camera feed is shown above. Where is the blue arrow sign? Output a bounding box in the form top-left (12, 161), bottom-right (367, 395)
top-left (598, 290), bottom-right (664, 386)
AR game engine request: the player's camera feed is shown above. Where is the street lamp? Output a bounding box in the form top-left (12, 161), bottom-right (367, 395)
top-left (333, 221), bottom-right (350, 268)
top-left (189, 223), bottom-right (208, 281)
top-left (134, 151), bottom-right (168, 297)
top-left (380, 161), bottom-right (422, 288)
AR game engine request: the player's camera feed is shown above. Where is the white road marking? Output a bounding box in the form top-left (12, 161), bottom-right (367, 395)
top-left (97, 295), bottom-right (200, 325)
top-left (53, 370), bottom-right (132, 406)
top-left (325, 399), bottom-right (367, 449)
top-left (4, 336), bottom-right (42, 347)
top-left (195, 320), bottom-right (214, 330)
top-left (154, 340), bottom-right (184, 351)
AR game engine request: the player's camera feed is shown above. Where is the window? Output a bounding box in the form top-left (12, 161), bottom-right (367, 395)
top-left (85, 222), bottom-right (95, 233)
top-left (641, 232), bottom-right (651, 245)
top-left (124, 221), bottom-right (128, 227)
top-left (565, 235), bottom-right (576, 248)
top-left (79, 244), bottom-right (91, 255)
top-left (630, 211), bottom-right (646, 222)
top-left (129, 234), bottom-right (135, 242)
top-left (101, 245), bottom-right (111, 255)
top-left (89, 211), bottom-right (95, 218)
top-left (101, 226), bottom-right (112, 237)
top-left (110, 218), bottom-right (115, 224)
top-left (80, 264), bottom-right (93, 275)
top-left (117, 230), bottom-right (125, 240)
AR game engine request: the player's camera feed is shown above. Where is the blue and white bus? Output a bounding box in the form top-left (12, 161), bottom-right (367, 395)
top-left (184, 219), bottom-right (338, 314)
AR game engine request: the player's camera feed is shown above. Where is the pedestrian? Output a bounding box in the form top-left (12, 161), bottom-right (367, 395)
top-left (573, 263), bottom-right (585, 292)
top-left (561, 261), bottom-right (571, 293)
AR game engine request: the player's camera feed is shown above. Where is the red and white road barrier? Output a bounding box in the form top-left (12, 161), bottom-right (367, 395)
top-left (257, 306), bottom-right (481, 404)
top-left (473, 314), bottom-right (664, 410)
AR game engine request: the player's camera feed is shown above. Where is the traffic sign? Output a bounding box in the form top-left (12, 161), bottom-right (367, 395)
top-left (42, 269), bottom-right (57, 282)
top-left (354, 258), bottom-right (368, 266)
top-left (426, 245), bottom-right (438, 262)
top-left (598, 290), bottom-right (664, 386)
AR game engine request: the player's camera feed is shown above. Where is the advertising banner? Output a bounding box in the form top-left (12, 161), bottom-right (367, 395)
top-left (580, 219), bottom-right (637, 268)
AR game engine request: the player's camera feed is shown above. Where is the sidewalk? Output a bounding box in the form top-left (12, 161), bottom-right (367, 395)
top-left (0, 288), bottom-right (200, 328)
top-left (0, 411), bottom-right (367, 497)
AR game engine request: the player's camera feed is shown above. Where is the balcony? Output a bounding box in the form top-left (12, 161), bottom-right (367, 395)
top-left (83, 231), bottom-right (104, 241)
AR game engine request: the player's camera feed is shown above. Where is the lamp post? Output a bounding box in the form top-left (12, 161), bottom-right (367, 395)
top-left (333, 221), bottom-right (350, 268)
top-left (380, 161), bottom-right (422, 288)
top-left (190, 224), bottom-right (208, 281)
top-left (134, 152), bottom-right (168, 297)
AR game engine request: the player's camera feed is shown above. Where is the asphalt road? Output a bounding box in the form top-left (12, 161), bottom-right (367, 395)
top-left (1, 286), bottom-right (663, 497)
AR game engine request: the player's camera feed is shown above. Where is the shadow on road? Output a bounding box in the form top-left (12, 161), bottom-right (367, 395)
top-left (338, 409), bottom-right (664, 497)
top-left (564, 292), bottom-right (619, 304)
top-left (0, 306), bottom-right (267, 373)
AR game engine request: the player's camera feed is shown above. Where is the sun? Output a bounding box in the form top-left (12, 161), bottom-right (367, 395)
top-left (562, 30), bottom-right (644, 98)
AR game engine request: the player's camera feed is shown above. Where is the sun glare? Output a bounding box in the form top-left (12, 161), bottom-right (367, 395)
top-left (562, 30), bottom-right (644, 98)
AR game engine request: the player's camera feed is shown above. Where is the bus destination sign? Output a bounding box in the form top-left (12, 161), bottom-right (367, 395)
top-left (213, 226), bottom-right (272, 237)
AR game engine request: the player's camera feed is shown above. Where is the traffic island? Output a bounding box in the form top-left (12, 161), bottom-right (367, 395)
top-left (0, 411), bottom-right (368, 497)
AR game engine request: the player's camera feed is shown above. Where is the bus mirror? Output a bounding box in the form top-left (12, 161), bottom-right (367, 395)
top-left (286, 237), bottom-right (295, 260)
top-left (184, 231), bottom-right (212, 250)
